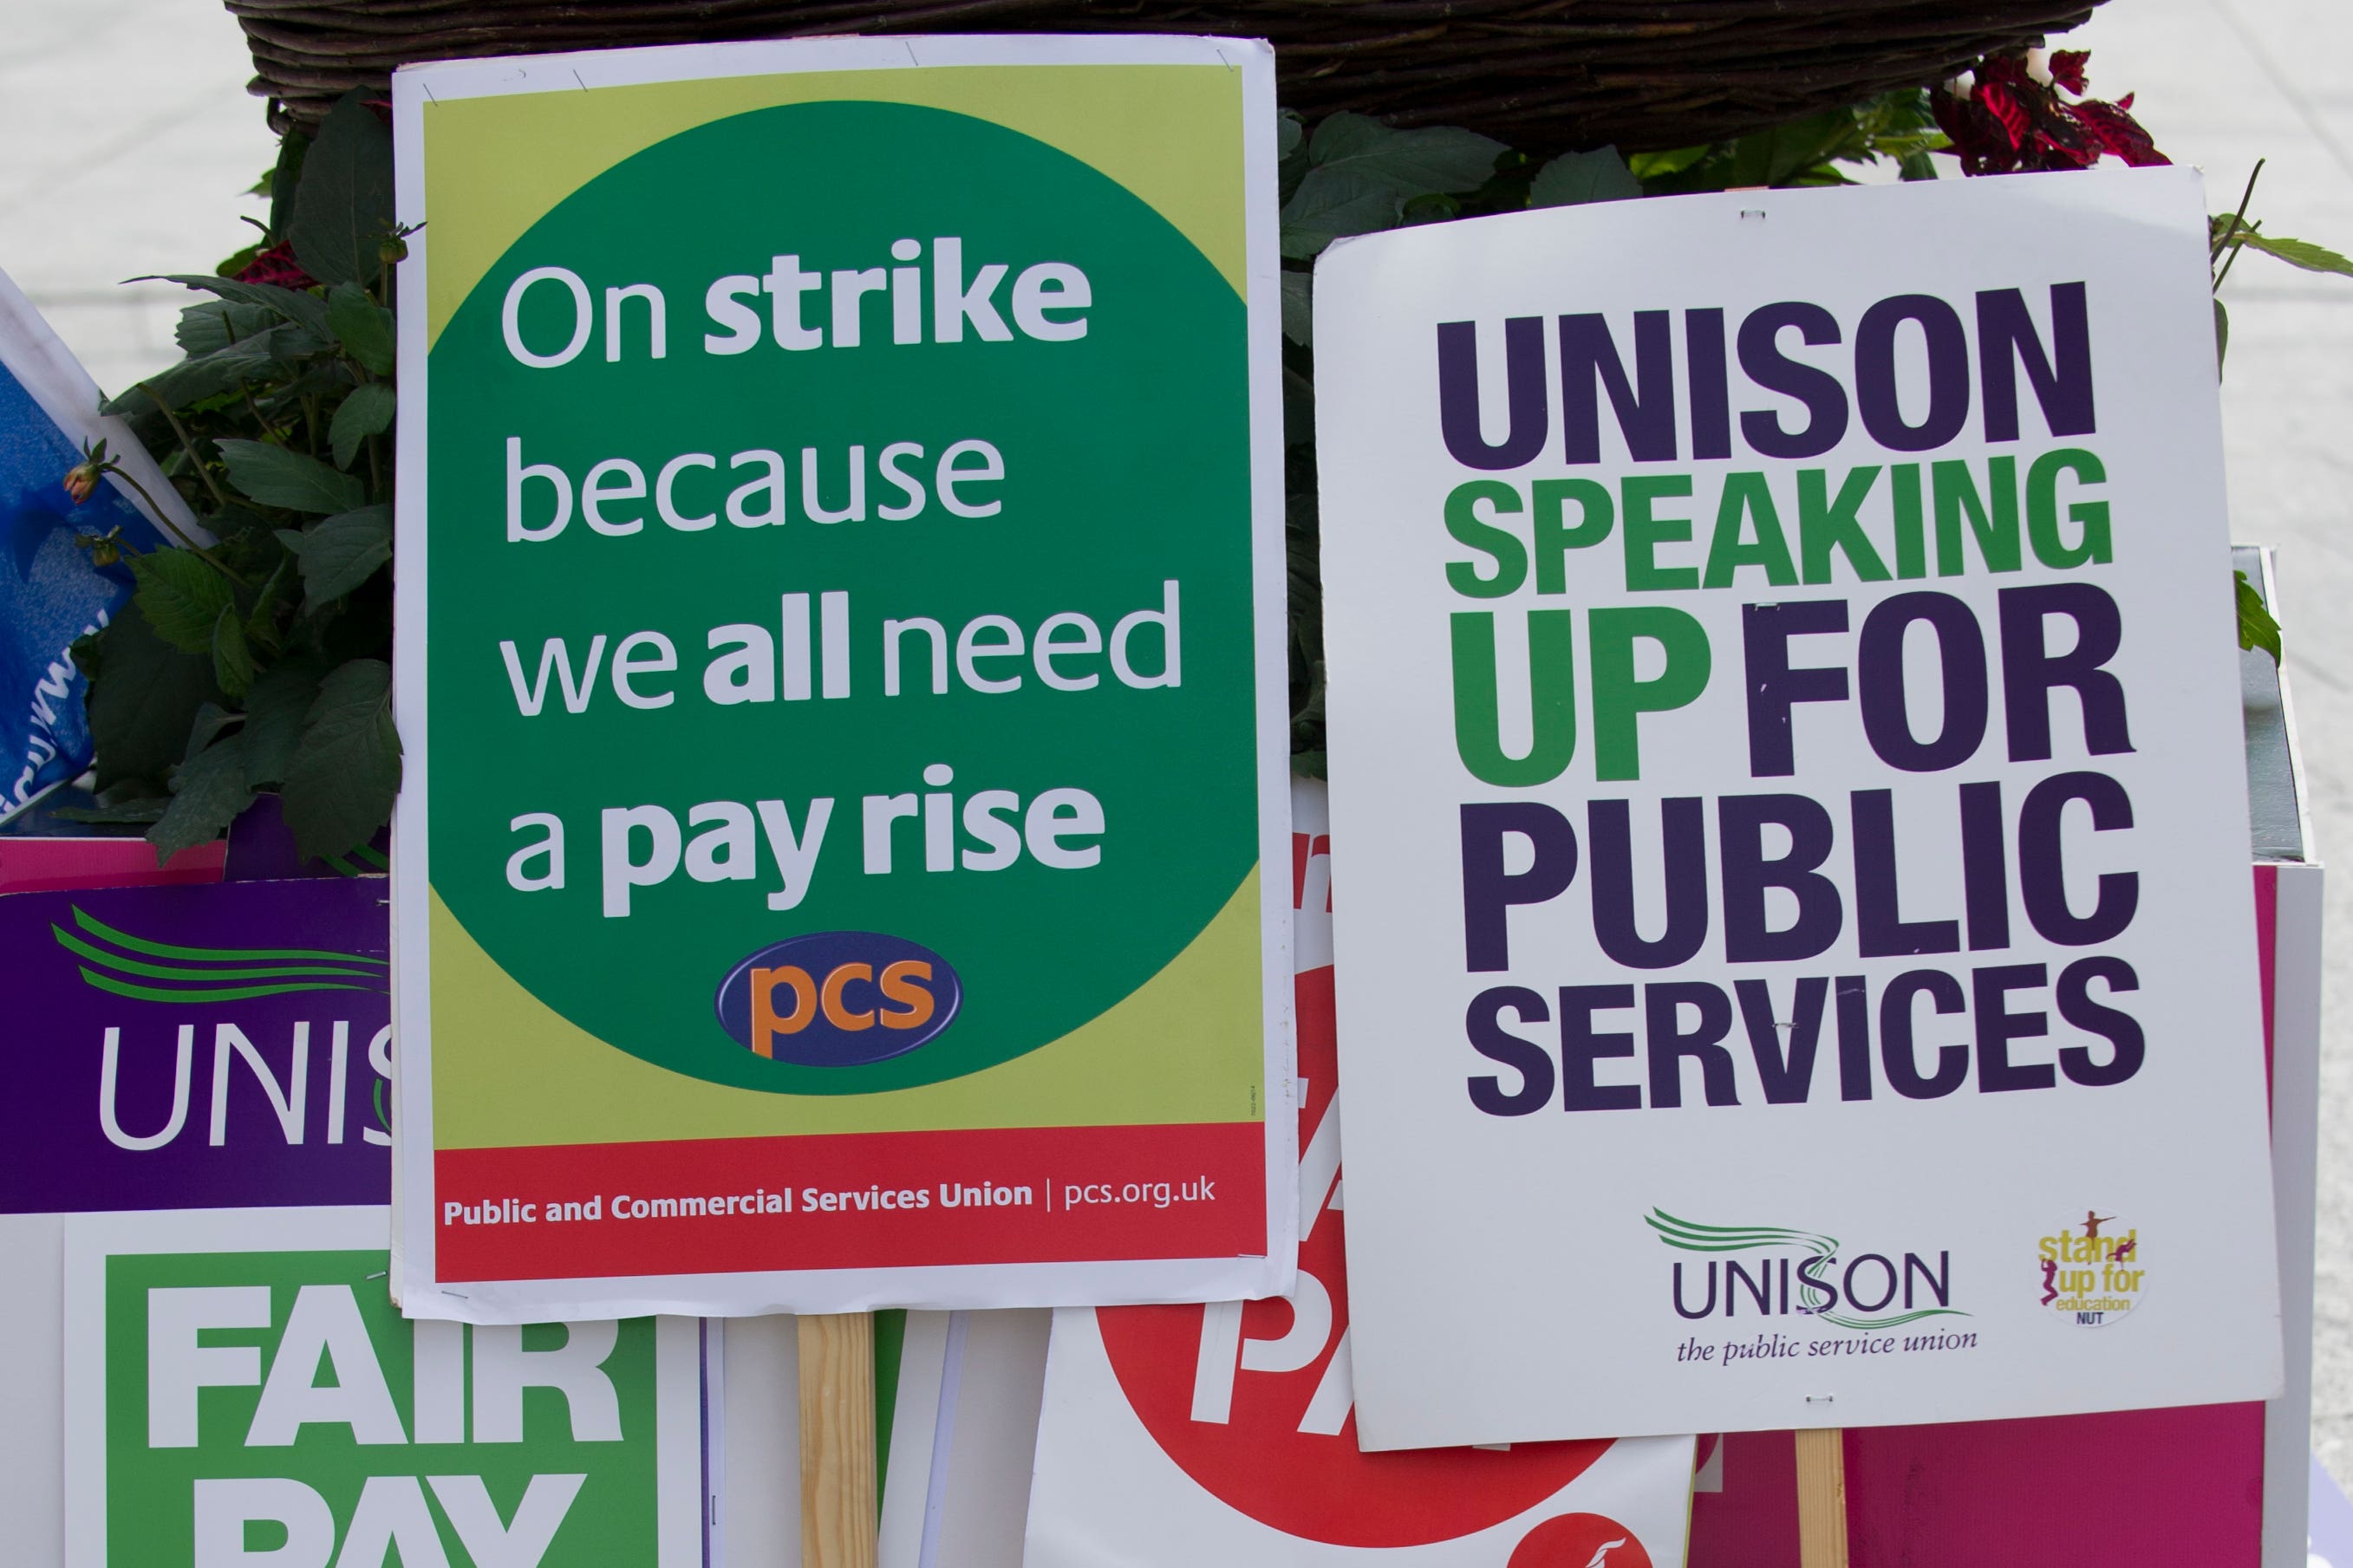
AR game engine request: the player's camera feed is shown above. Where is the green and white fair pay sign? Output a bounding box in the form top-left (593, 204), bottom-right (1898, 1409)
top-left (62, 1207), bottom-right (704, 1568)
top-left (389, 36), bottom-right (1293, 1320)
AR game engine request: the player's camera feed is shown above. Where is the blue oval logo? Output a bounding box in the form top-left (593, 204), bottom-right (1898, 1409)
top-left (714, 932), bottom-right (962, 1067)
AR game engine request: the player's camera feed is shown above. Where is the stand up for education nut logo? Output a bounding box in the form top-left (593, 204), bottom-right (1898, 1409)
top-left (2037, 1209), bottom-right (2144, 1326)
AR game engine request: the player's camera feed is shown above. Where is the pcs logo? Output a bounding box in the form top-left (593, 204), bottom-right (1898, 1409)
top-left (715, 932), bottom-right (961, 1067)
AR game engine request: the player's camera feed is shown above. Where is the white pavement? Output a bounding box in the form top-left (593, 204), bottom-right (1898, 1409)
top-left (0, 0), bottom-right (273, 400)
top-left (1, 0), bottom-right (2350, 1481)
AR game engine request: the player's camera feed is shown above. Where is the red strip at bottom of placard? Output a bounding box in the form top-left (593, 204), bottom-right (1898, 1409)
top-left (433, 1120), bottom-right (1268, 1281)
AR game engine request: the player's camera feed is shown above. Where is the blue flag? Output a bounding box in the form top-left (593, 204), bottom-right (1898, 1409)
top-left (0, 306), bottom-right (171, 819)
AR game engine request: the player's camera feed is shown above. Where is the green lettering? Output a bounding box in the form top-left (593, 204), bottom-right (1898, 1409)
top-left (1798, 465), bottom-right (1890, 584)
top-left (1621, 474), bottom-right (1698, 591)
top-left (1531, 478), bottom-right (1614, 594)
top-left (1892, 463), bottom-right (1926, 580)
top-left (1444, 480), bottom-right (1528, 598)
top-left (2026, 447), bottom-right (2111, 568)
top-left (1933, 456), bottom-right (2022, 576)
top-left (1703, 472), bottom-right (1798, 589)
top-left (1588, 606), bottom-right (1711, 782)
top-left (1450, 609), bottom-right (1579, 785)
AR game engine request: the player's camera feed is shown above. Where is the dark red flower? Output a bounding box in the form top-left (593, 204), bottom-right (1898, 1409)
top-left (238, 240), bottom-right (316, 291)
top-left (1979, 53), bottom-right (2036, 91)
top-left (1932, 48), bottom-right (2167, 177)
top-left (2069, 98), bottom-right (2168, 166)
top-left (1977, 81), bottom-right (2031, 149)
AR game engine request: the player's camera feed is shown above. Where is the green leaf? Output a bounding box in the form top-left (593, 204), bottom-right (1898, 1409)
top-left (1281, 167), bottom-right (1402, 260)
top-left (1282, 363), bottom-right (1315, 447)
top-left (1897, 150), bottom-right (1940, 182)
top-left (1281, 271), bottom-right (1313, 347)
top-left (176, 299), bottom-right (278, 355)
top-left (326, 282), bottom-right (396, 374)
top-left (268, 128), bottom-right (310, 242)
top-left (104, 321), bottom-right (333, 417)
top-left (242, 656), bottom-right (326, 788)
top-left (212, 605), bottom-right (257, 699)
top-left (1399, 192), bottom-right (1462, 226)
top-left (151, 732), bottom-right (253, 862)
top-left (1712, 109), bottom-right (1861, 189)
top-left (2239, 231), bottom-right (2353, 277)
top-left (216, 439), bottom-right (368, 514)
top-left (1854, 87), bottom-right (1940, 140)
top-left (246, 555), bottom-right (293, 652)
top-left (2237, 569), bottom-right (2281, 663)
top-left (82, 606), bottom-right (222, 792)
top-left (1843, 89), bottom-right (1947, 172)
top-left (289, 91), bottom-right (395, 288)
top-left (140, 274), bottom-right (329, 336)
top-left (282, 659), bottom-right (401, 862)
top-left (284, 504), bottom-right (394, 608)
top-left (329, 382), bottom-right (396, 470)
top-left (52, 800), bottom-right (170, 825)
top-left (1278, 112), bottom-right (1304, 163)
top-left (1529, 146), bottom-right (1643, 207)
top-left (129, 550), bottom-right (236, 654)
top-left (1308, 113), bottom-right (1507, 198)
top-left (1279, 110), bottom-right (1312, 204)
top-left (1628, 145), bottom-right (1715, 181)
top-left (183, 700), bottom-right (244, 763)
top-left (2214, 296), bottom-right (2231, 378)
top-left (256, 357), bottom-right (362, 421)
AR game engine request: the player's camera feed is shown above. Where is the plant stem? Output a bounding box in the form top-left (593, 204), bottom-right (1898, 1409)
top-left (2213, 158), bottom-right (2266, 287)
top-left (145, 388), bottom-right (233, 511)
top-left (121, 392), bottom-right (252, 585)
top-left (238, 381), bottom-right (283, 442)
top-left (2215, 160), bottom-right (2265, 259)
top-left (100, 462), bottom-right (251, 586)
top-left (2216, 246), bottom-right (2245, 294)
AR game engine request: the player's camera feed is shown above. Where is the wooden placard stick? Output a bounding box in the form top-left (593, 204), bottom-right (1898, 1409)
top-left (1793, 1428), bottom-right (1849, 1568)
top-left (799, 1312), bottom-right (878, 1568)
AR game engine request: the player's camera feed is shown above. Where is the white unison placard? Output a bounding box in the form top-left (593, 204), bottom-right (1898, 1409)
top-left (1315, 166), bottom-right (2284, 1448)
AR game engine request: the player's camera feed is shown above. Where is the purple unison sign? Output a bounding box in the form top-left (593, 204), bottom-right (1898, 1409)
top-left (0, 876), bottom-right (391, 1213)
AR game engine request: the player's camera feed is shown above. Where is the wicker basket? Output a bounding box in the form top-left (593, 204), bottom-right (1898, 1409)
top-left (226, 0), bottom-right (2106, 153)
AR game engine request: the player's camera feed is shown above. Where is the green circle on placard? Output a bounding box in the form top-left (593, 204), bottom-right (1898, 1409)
top-left (427, 101), bottom-right (1255, 1096)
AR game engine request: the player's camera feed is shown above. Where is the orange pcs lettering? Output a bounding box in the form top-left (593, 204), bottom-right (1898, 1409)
top-left (752, 959), bottom-right (936, 1054)
top-left (750, 964), bottom-right (817, 1056)
top-left (878, 960), bottom-right (935, 1030)
top-left (821, 963), bottom-right (875, 1031)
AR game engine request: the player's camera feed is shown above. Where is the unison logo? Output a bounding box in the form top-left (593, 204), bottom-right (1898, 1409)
top-left (50, 905), bottom-right (394, 1155)
top-left (1648, 1208), bottom-right (1968, 1331)
top-left (714, 931), bottom-right (961, 1066)
top-left (52, 904), bottom-right (389, 1004)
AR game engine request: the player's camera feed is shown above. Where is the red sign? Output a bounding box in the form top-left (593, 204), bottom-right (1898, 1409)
top-left (1095, 966), bottom-right (1614, 1548)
